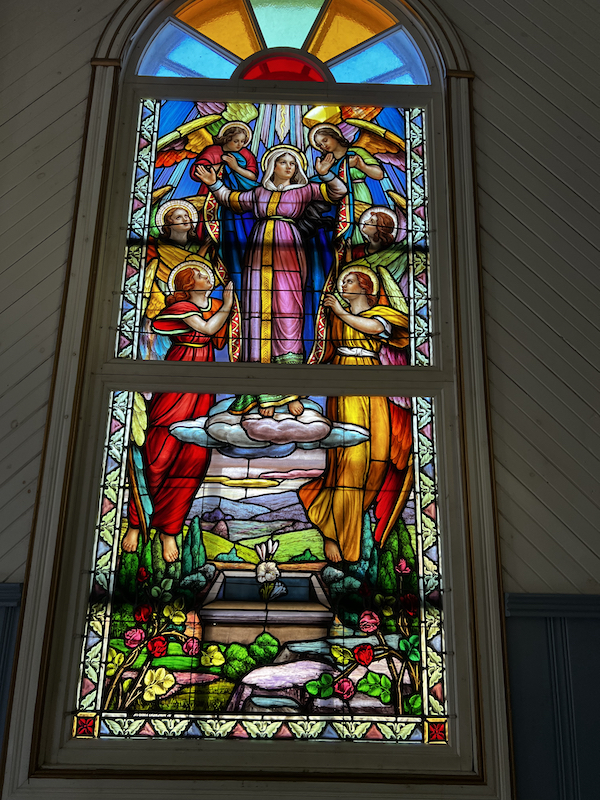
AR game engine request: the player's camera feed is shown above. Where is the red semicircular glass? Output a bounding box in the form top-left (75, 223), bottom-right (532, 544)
top-left (241, 55), bottom-right (325, 81)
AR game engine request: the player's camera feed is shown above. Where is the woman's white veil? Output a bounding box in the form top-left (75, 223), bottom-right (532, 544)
top-left (261, 147), bottom-right (309, 191)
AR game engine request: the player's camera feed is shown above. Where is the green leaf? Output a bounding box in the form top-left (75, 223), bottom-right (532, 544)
top-left (429, 694), bottom-right (444, 714)
top-left (357, 678), bottom-right (370, 693)
top-left (405, 693), bottom-right (422, 715)
top-left (380, 674), bottom-right (391, 690)
top-left (321, 686), bottom-right (334, 699)
top-left (306, 680), bottom-right (320, 696)
top-left (161, 578), bottom-right (173, 591)
top-left (380, 690), bottom-right (391, 704)
top-left (320, 672), bottom-right (333, 687)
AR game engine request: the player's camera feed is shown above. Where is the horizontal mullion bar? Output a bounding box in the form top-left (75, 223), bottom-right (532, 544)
top-left (95, 361), bottom-right (454, 395)
top-left (128, 78), bottom-right (439, 107)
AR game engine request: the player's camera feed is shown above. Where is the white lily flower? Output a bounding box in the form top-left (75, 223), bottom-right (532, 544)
top-left (256, 561), bottom-right (280, 583)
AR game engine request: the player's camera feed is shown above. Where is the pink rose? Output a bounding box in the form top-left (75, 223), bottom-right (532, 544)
top-left (359, 610), bottom-right (380, 633)
top-left (124, 627), bottom-right (146, 648)
top-left (333, 678), bottom-right (355, 700)
top-left (183, 637), bottom-right (201, 656)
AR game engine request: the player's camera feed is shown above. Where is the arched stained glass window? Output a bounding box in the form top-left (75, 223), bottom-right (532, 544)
top-left (9, 0), bottom-right (510, 795)
top-left (138, 0), bottom-right (430, 84)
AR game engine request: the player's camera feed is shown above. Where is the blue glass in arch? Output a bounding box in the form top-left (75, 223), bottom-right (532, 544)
top-left (138, 20), bottom-right (240, 79)
top-left (329, 27), bottom-right (429, 85)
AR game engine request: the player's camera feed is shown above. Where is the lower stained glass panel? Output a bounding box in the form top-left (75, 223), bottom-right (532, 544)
top-left (75, 390), bottom-right (446, 743)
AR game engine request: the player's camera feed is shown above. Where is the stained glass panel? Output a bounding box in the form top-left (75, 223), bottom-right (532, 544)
top-left (115, 100), bottom-right (432, 366)
top-left (240, 55), bottom-right (325, 80)
top-left (75, 390), bottom-right (445, 742)
top-left (305, 0), bottom-right (396, 62)
top-left (329, 27), bottom-right (430, 85)
top-left (138, 21), bottom-right (240, 79)
top-left (176, 0), bottom-right (262, 59)
top-left (249, 0), bottom-right (325, 49)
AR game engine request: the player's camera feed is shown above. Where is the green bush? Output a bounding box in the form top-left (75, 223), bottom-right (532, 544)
top-left (249, 633), bottom-right (280, 665)
top-left (223, 643), bottom-right (256, 681)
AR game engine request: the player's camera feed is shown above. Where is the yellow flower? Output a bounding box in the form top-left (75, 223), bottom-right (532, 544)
top-left (163, 597), bottom-right (187, 626)
top-left (200, 645), bottom-right (225, 667)
top-left (143, 667), bottom-right (175, 701)
top-left (105, 647), bottom-right (124, 677)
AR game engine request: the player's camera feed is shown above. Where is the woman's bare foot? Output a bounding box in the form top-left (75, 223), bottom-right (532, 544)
top-left (122, 526), bottom-right (140, 553)
top-left (160, 533), bottom-right (179, 562)
top-left (258, 405), bottom-right (274, 417)
top-left (288, 399), bottom-right (304, 416)
top-left (324, 539), bottom-right (342, 563)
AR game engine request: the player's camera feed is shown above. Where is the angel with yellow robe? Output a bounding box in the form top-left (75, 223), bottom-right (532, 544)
top-left (299, 266), bottom-right (413, 564)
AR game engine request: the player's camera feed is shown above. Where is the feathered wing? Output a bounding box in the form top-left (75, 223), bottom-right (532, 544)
top-left (373, 401), bottom-right (414, 548)
top-left (155, 114), bottom-right (223, 167)
top-left (127, 393), bottom-right (153, 541)
top-left (346, 118), bottom-right (405, 156)
top-left (155, 102), bottom-right (259, 168)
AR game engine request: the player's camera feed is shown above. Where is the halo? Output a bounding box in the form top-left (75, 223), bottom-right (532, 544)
top-left (337, 266), bottom-right (380, 297)
top-left (218, 120), bottom-right (252, 143)
top-left (261, 144), bottom-right (308, 172)
top-left (155, 199), bottom-right (198, 230)
top-left (308, 123), bottom-right (344, 151)
top-left (358, 206), bottom-right (399, 240)
top-left (167, 259), bottom-right (215, 294)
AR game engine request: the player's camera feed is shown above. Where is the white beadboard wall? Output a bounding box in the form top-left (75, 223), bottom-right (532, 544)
top-left (1, 0), bottom-right (598, 592)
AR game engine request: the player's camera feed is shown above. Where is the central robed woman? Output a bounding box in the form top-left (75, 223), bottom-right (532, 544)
top-left (194, 145), bottom-right (347, 364)
top-left (299, 267), bottom-right (413, 564)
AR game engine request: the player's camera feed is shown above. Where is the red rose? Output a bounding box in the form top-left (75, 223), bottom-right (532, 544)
top-left (359, 610), bottom-right (380, 633)
top-left (134, 604), bottom-right (152, 623)
top-left (136, 566), bottom-right (150, 583)
top-left (124, 627), bottom-right (145, 648)
top-left (333, 678), bottom-right (355, 700)
top-left (147, 636), bottom-right (168, 658)
top-left (353, 643), bottom-right (374, 666)
top-left (399, 593), bottom-right (419, 617)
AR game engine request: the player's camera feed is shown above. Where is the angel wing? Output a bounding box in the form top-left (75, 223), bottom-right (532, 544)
top-left (127, 392), bottom-right (153, 541)
top-left (155, 114), bottom-right (223, 168)
top-left (345, 118), bottom-right (405, 156)
top-left (373, 403), bottom-right (413, 548)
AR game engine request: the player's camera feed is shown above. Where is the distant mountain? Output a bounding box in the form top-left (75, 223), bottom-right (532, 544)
top-left (239, 490), bottom-right (300, 512)
top-left (188, 495), bottom-right (270, 521)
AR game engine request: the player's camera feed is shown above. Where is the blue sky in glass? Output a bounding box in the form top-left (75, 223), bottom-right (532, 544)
top-left (138, 21), bottom-right (239, 78)
top-left (249, 0), bottom-right (324, 48)
top-left (330, 27), bottom-right (429, 85)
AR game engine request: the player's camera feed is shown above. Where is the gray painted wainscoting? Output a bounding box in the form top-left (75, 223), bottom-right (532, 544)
top-left (0, 585), bottom-right (21, 752)
top-left (505, 594), bottom-right (600, 800)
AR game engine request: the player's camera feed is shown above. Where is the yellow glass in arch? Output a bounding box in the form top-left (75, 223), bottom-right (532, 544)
top-left (176, 0), bottom-right (262, 60)
top-left (306, 0), bottom-right (396, 62)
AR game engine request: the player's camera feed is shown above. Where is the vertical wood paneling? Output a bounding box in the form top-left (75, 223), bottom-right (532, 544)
top-left (0, 0), bottom-right (121, 583)
top-left (1, 0), bottom-right (599, 592)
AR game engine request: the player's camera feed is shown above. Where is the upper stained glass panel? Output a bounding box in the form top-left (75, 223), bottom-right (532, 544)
top-left (116, 100), bottom-right (432, 366)
top-left (249, 0), bottom-right (325, 48)
top-left (305, 0), bottom-right (396, 61)
top-left (330, 27), bottom-right (430, 85)
top-left (176, 0), bottom-right (262, 59)
top-left (138, 22), bottom-right (240, 79)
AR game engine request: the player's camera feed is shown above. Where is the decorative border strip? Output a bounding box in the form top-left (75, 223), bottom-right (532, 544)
top-left (115, 99), bottom-right (161, 358)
